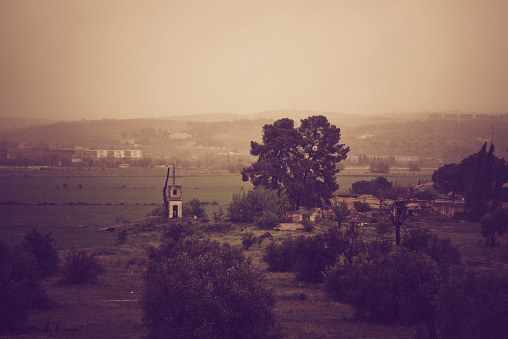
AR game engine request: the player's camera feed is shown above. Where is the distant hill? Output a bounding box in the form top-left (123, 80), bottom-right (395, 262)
top-left (1, 111), bottom-right (507, 165)
top-left (0, 117), bottom-right (62, 131)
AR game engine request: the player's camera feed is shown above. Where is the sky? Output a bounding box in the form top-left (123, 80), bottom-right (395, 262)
top-left (1, 0), bottom-right (507, 120)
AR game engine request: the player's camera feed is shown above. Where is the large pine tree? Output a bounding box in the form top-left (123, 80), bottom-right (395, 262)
top-left (241, 115), bottom-right (349, 208)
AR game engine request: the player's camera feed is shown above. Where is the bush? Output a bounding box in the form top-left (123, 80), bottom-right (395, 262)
top-left (408, 161), bottom-right (421, 173)
top-left (436, 267), bottom-right (508, 339)
top-left (369, 160), bottom-right (390, 174)
top-left (414, 189), bottom-right (438, 201)
top-left (324, 248), bottom-right (441, 335)
top-left (213, 207), bottom-right (225, 221)
top-left (141, 237), bottom-right (278, 339)
top-left (263, 233), bottom-right (342, 283)
top-left (183, 198), bottom-right (207, 219)
top-left (301, 218), bottom-right (314, 232)
top-left (354, 201), bottom-right (371, 212)
top-left (329, 200), bottom-right (350, 229)
top-left (163, 221), bottom-right (193, 243)
top-left (351, 176), bottom-right (393, 196)
top-left (255, 210), bottom-right (280, 229)
top-left (242, 231), bottom-right (257, 250)
top-left (480, 207), bottom-right (508, 246)
top-left (0, 242), bottom-right (49, 333)
top-left (292, 235), bottom-right (336, 283)
top-left (228, 187), bottom-right (290, 223)
top-left (402, 228), bottom-right (461, 267)
top-left (146, 205), bottom-right (165, 217)
top-left (20, 228), bottom-right (60, 277)
top-left (61, 249), bottom-right (103, 284)
top-left (263, 238), bottom-right (299, 272)
top-left (116, 230), bottom-right (128, 245)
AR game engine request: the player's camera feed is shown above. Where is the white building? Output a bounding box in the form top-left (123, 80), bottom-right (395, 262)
top-left (85, 149), bottom-right (143, 159)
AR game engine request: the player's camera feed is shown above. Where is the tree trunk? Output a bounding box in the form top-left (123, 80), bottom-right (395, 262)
top-left (395, 222), bottom-right (401, 246)
top-left (162, 168), bottom-right (170, 219)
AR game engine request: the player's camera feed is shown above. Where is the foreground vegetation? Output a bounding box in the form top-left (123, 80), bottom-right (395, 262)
top-left (1, 135), bottom-right (506, 337)
top-left (2, 208), bottom-right (508, 338)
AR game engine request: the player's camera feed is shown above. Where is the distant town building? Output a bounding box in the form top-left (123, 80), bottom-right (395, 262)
top-left (476, 114), bottom-right (496, 123)
top-left (428, 113), bottom-right (496, 124)
top-left (443, 114), bottom-right (458, 122)
top-left (83, 149), bottom-right (143, 159)
top-left (428, 113), bottom-right (442, 121)
top-left (459, 114), bottom-right (474, 123)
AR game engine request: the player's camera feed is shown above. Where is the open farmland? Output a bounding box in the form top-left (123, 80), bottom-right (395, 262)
top-left (0, 169), bottom-right (251, 247)
top-left (3, 168), bottom-right (507, 338)
top-left (0, 168), bottom-right (430, 247)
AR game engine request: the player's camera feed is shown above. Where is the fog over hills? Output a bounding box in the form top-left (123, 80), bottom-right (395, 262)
top-left (1, 111), bottom-right (507, 166)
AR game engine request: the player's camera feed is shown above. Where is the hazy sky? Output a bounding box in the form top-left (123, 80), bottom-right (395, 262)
top-left (1, 0), bottom-right (507, 120)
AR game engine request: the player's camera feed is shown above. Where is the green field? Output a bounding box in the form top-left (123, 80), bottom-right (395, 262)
top-left (0, 168), bottom-right (430, 247)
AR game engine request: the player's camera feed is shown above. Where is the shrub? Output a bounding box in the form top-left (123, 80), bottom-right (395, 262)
top-left (213, 207), bottom-right (225, 221)
top-left (263, 233), bottom-right (341, 283)
top-left (341, 222), bottom-right (366, 265)
top-left (408, 161), bottom-right (421, 173)
top-left (401, 228), bottom-right (461, 267)
top-left (228, 187), bottom-right (291, 223)
top-left (480, 207), bottom-right (508, 246)
top-left (255, 210), bottom-right (280, 229)
top-left (354, 201), bottom-right (371, 212)
top-left (329, 200), bottom-right (350, 229)
top-left (301, 218), bottom-right (314, 232)
top-left (61, 249), bottom-right (103, 284)
top-left (141, 237), bottom-right (278, 339)
top-left (20, 228), bottom-right (60, 277)
top-left (324, 248), bottom-right (441, 336)
top-left (351, 176), bottom-right (393, 196)
top-left (414, 189), bottom-right (438, 201)
top-left (369, 160), bottom-right (390, 174)
top-left (146, 205), bottom-right (165, 217)
top-left (436, 267), bottom-right (508, 339)
top-left (116, 230), bottom-right (128, 245)
top-left (163, 221), bottom-right (193, 243)
top-left (0, 241), bottom-right (49, 333)
top-left (292, 235), bottom-right (336, 283)
top-left (241, 231), bottom-right (257, 250)
top-left (263, 238), bottom-right (299, 272)
top-left (183, 198), bottom-right (207, 219)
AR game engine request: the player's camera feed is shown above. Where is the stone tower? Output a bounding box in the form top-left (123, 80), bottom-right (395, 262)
top-left (167, 165), bottom-right (182, 218)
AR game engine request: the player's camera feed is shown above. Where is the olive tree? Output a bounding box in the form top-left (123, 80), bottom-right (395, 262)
top-left (141, 235), bottom-right (278, 339)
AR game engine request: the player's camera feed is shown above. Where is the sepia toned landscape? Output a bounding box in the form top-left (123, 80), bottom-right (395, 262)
top-left (2, 1), bottom-right (508, 338)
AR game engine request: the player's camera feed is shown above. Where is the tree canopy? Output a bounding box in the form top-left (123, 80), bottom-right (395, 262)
top-left (241, 115), bottom-right (349, 208)
top-left (351, 176), bottom-right (393, 197)
top-left (432, 143), bottom-right (508, 221)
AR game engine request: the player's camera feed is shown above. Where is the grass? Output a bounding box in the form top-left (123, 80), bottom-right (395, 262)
top-left (8, 213), bottom-right (506, 338)
top-left (2, 169), bottom-right (504, 337)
